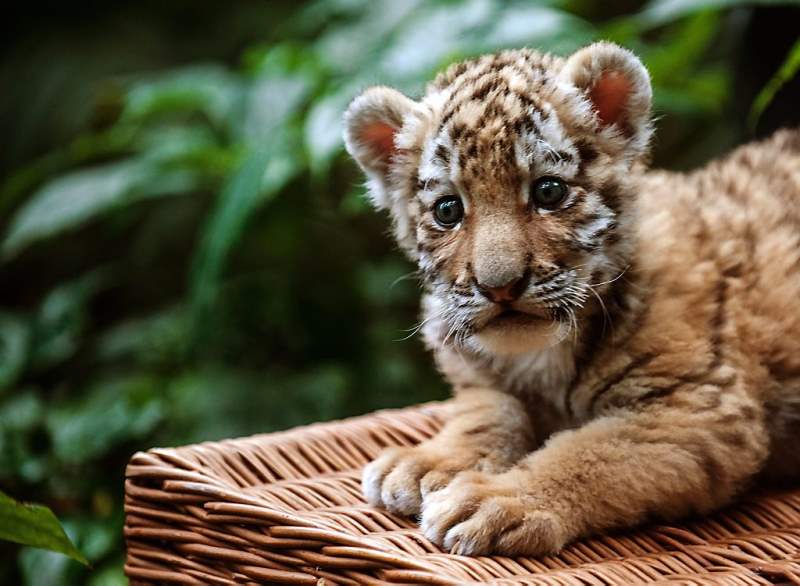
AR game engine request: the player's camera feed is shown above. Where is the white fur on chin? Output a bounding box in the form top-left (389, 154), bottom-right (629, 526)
top-left (472, 320), bottom-right (567, 355)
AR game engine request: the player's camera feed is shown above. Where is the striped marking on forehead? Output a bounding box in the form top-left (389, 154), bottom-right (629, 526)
top-left (514, 106), bottom-right (580, 179)
top-left (439, 61), bottom-right (552, 134)
top-left (419, 103), bottom-right (580, 194)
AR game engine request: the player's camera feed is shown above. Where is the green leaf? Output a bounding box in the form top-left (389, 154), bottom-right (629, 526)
top-left (749, 37), bottom-right (800, 131)
top-left (189, 134), bottom-right (301, 328)
top-left (653, 69), bottom-right (730, 115)
top-left (121, 64), bottom-right (244, 132)
top-left (305, 85), bottom-right (359, 175)
top-left (635, 0), bottom-right (797, 28)
top-left (0, 126), bottom-right (138, 221)
top-left (240, 43), bottom-right (317, 147)
top-left (641, 10), bottom-right (722, 86)
top-left (188, 46), bottom-right (315, 327)
top-left (2, 161), bottom-right (143, 257)
top-left (133, 125), bottom-right (217, 163)
top-left (479, 5), bottom-right (595, 55)
top-left (0, 313), bottom-right (29, 392)
top-left (0, 491), bottom-right (88, 565)
top-left (377, 0), bottom-right (496, 83)
top-left (189, 146), bottom-right (271, 326)
top-left (244, 76), bottom-right (311, 142)
top-left (312, 0), bottom-right (425, 77)
top-left (1, 158), bottom-right (201, 258)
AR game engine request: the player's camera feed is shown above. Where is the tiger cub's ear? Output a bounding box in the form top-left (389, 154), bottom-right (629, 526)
top-left (560, 42), bottom-right (653, 161)
top-left (343, 86), bottom-right (417, 210)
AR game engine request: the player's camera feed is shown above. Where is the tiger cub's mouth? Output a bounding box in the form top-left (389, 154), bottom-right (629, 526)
top-left (485, 308), bottom-right (550, 329)
top-left (472, 305), bottom-right (561, 354)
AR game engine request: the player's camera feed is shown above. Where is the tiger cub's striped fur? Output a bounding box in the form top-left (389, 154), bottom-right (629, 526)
top-left (343, 42), bottom-right (800, 556)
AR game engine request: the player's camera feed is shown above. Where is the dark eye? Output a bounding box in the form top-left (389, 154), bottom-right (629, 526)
top-left (531, 177), bottom-right (568, 209)
top-left (433, 196), bottom-right (464, 227)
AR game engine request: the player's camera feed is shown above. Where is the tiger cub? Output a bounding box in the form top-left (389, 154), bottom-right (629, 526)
top-left (343, 41), bottom-right (800, 556)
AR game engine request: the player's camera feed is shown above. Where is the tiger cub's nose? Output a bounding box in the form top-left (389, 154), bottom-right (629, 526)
top-left (475, 271), bottom-right (530, 303)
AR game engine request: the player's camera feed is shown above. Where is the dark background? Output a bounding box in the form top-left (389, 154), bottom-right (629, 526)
top-left (1, 1), bottom-right (798, 583)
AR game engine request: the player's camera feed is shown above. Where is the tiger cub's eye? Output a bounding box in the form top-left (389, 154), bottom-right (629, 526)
top-left (531, 177), bottom-right (568, 209)
top-left (433, 196), bottom-right (464, 227)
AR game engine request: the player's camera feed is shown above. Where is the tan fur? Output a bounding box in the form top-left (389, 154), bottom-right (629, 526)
top-left (344, 41), bottom-right (800, 556)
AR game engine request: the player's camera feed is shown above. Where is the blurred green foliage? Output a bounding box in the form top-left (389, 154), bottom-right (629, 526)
top-left (0, 0), bottom-right (797, 583)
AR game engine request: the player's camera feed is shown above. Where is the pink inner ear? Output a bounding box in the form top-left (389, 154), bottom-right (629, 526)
top-left (590, 71), bottom-right (631, 127)
top-left (361, 121), bottom-right (397, 160)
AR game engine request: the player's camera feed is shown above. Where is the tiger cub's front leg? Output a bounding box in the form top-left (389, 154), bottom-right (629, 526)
top-left (421, 382), bottom-right (769, 556)
top-left (362, 388), bottom-right (535, 515)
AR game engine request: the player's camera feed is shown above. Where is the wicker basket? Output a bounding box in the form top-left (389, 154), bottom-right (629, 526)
top-left (124, 402), bottom-right (800, 584)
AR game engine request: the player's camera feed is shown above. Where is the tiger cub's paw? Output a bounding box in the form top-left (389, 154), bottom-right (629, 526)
top-left (362, 445), bottom-right (494, 516)
top-left (420, 471), bottom-right (568, 557)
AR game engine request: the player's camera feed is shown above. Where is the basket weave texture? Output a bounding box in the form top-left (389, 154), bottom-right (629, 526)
top-left (125, 402), bottom-right (800, 585)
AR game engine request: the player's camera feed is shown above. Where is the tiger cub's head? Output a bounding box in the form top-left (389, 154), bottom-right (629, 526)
top-left (343, 42), bottom-right (652, 356)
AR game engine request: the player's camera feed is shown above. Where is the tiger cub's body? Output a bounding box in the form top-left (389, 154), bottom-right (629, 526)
top-left (344, 42), bottom-right (800, 556)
